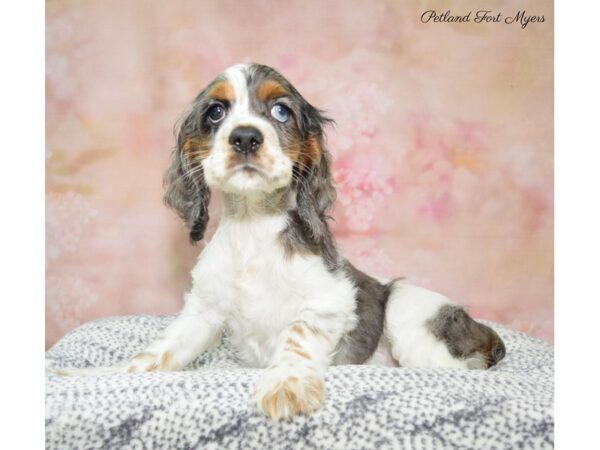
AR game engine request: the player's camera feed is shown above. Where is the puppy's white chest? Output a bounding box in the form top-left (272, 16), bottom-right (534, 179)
top-left (198, 216), bottom-right (301, 365)
top-left (191, 214), bottom-right (356, 367)
top-left (224, 218), bottom-right (290, 305)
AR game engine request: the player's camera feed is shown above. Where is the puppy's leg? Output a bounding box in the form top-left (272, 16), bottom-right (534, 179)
top-left (384, 282), bottom-right (506, 370)
top-left (55, 297), bottom-right (225, 376)
top-left (254, 320), bottom-right (337, 421)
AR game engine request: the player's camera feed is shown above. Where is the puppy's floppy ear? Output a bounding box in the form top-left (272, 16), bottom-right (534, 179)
top-left (295, 103), bottom-right (336, 243)
top-left (164, 105), bottom-right (211, 243)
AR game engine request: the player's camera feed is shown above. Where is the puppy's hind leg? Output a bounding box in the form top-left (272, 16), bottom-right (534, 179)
top-left (383, 281), bottom-right (506, 370)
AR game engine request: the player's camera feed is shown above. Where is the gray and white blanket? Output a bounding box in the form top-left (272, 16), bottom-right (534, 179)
top-left (46, 315), bottom-right (554, 449)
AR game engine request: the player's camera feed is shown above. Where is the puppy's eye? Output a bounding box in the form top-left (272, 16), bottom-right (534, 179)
top-left (207, 104), bottom-right (226, 124)
top-left (271, 104), bottom-right (291, 123)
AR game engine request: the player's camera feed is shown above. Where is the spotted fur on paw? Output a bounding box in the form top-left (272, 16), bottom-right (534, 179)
top-left (253, 367), bottom-right (324, 421)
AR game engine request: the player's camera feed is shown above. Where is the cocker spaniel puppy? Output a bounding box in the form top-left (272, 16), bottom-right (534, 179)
top-left (59, 63), bottom-right (506, 421)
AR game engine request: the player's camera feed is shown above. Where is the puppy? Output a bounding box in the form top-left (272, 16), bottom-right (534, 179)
top-left (57, 63), bottom-right (506, 421)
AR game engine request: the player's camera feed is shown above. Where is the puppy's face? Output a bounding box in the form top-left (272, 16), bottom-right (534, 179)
top-left (179, 64), bottom-right (323, 195)
top-left (165, 63), bottom-right (335, 242)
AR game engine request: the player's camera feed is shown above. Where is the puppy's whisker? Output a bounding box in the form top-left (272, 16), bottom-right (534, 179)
top-left (175, 163), bottom-right (205, 182)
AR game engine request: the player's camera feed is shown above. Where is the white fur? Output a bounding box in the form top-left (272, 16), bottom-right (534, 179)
top-left (224, 64), bottom-right (250, 111)
top-left (187, 213), bottom-right (357, 369)
top-left (143, 211), bottom-right (358, 420)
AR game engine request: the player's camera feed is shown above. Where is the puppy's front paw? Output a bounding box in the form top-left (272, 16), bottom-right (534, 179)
top-left (253, 367), bottom-right (324, 421)
top-left (53, 351), bottom-right (175, 376)
top-left (125, 351), bottom-right (174, 373)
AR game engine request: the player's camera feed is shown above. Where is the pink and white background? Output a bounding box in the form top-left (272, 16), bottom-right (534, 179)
top-left (46, 0), bottom-right (553, 348)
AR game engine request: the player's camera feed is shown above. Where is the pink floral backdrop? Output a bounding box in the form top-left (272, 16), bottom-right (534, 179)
top-left (46, 0), bottom-right (553, 348)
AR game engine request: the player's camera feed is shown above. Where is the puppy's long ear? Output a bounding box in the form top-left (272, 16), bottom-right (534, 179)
top-left (295, 103), bottom-right (336, 243)
top-left (164, 105), bottom-right (211, 243)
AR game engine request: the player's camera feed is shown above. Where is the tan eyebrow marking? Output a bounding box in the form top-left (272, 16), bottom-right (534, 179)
top-left (207, 80), bottom-right (235, 101)
top-left (257, 79), bottom-right (288, 102)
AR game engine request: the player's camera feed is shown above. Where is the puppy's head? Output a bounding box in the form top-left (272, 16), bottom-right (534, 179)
top-left (164, 63), bottom-right (335, 243)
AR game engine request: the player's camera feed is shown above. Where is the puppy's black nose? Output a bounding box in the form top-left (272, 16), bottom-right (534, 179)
top-left (229, 126), bottom-right (264, 155)
top-left (488, 340), bottom-right (506, 367)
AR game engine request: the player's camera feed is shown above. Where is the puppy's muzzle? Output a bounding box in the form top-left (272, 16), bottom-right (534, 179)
top-left (229, 126), bottom-right (264, 156)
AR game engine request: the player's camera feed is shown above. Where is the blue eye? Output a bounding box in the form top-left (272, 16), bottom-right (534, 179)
top-left (207, 104), bottom-right (226, 123)
top-left (271, 104), bottom-right (291, 123)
